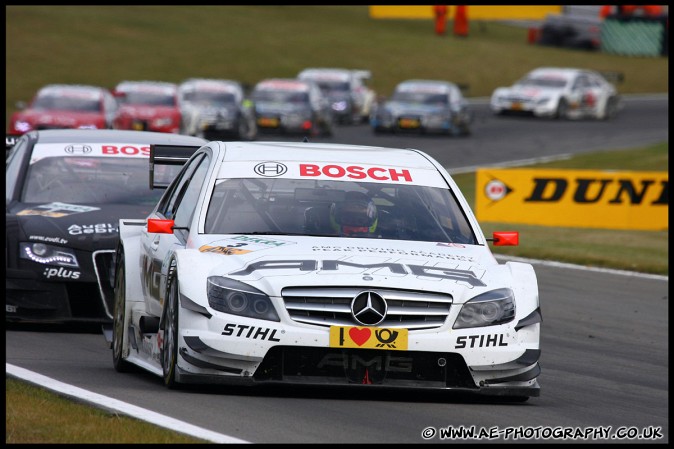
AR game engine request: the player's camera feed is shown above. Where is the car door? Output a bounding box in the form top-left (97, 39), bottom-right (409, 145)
top-left (141, 152), bottom-right (211, 309)
top-left (569, 73), bottom-right (602, 116)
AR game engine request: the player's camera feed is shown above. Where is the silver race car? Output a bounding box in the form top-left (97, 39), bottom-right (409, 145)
top-left (110, 140), bottom-right (541, 401)
top-left (371, 79), bottom-right (472, 136)
top-left (490, 67), bottom-right (622, 120)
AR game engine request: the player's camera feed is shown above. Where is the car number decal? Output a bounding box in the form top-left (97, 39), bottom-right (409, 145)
top-left (329, 326), bottom-right (408, 350)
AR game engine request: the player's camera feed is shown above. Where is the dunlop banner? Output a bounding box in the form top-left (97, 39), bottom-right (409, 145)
top-left (476, 168), bottom-right (668, 231)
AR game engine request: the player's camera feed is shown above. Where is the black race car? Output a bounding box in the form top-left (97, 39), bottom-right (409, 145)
top-left (5, 129), bottom-right (207, 324)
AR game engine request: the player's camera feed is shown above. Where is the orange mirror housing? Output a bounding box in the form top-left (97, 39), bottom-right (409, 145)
top-left (492, 231), bottom-right (519, 246)
top-left (147, 218), bottom-right (175, 234)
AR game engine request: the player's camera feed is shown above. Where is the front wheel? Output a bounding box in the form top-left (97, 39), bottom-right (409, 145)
top-left (112, 249), bottom-right (132, 373)
top-left (555, 99), bottom-right (569, 120)
top-left (603, 97), bottom-right (619, 120)
top-left (161, 271), bottom-right (181, 389)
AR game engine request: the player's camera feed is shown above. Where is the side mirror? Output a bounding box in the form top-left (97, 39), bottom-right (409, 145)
top-left (491, 231), bottom-right (519, 246)
top-left (147, 218), bottom-right (175, 234)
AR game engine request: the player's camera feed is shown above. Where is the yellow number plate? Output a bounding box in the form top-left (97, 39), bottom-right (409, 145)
top-left (398, 118), bottom-right (420, 128)
top-left (510, 102), bottom-right (522, 111)
top-left (257, 117), bottom-right (279, 127)
top-left (329, 326), bottom-right (408, 350)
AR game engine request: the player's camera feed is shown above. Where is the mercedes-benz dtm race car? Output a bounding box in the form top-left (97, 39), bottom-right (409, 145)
top-left (5, 129), bottom-right (207, 324)
top-left (110, 141), bottom-right (541, 401)
top-left (297, 68), bottom-right (376, 124)
top-left (178, 78), bottom-right (257, 141)
top-left (371, 80), bottom-right (472, 136)
top-left (490, 67), bottom-right (622, 120)
top-left (251, 79), bottom-right (334, 137)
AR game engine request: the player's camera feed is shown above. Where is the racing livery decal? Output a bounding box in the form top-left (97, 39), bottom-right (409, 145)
top-left (17, 202), bottom-right (100, 217)
top-left (455, 334), bottom-right (508, 349)
top-left (330, 326), bottom-right (408, 350)
top-left (312, 245), bottom-right (475, 262)
top-left (221, 323), bottom-right (281, 341)
top-left (229, 258), bottom-right (486, 287)
top-left (199, 245), bottom-right (252, 256)
top-left (29, 235), bottom-right (68, 245)
top-left (68, 223), bottom-right (118, 235)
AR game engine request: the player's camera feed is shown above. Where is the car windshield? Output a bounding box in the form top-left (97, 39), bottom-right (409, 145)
top-left (252, 90), bottom-right (309, 104)
top-left (517, 77), bottom-right (568, 89)
top-left (22, 155), bottom-right (182, 205)
top-left (391, 92), bottom-right (448, 105)
top-left (119, 91), bottom-right (176, 106)
top-left (315, 81), bottom-right (350, 93)
top-left (32, 94), bottom-right (101, 112)
top-left (204, 178), bottom-right (477, 244)
top-left (182, 90), bottom-right (237, 106)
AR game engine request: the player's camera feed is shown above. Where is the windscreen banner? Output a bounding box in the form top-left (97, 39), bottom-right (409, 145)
top-left (476, 168), bottom-right (668, 231)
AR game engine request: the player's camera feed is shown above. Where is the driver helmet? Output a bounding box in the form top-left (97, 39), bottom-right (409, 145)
top-left (329, 191), bottom-right (378, 236)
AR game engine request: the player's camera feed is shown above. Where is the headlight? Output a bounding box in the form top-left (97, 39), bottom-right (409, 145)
top-left (453, 288), bottom-right (515, 329)
top-left (207, 276), bottom-right (280, 322)
top-left (536, 97), bottom-right (551, 105)
top-left (14, 121), bottom-right (32, 132)
top-left (332, 100), bottom-right (348, 111)
top-left (152, 117), bottom-right (175, 127)
top-left (19, 242), bottom-right (79, 268)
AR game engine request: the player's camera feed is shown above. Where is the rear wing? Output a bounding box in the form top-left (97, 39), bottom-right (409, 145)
top-left (149, 144), bottom-right (203, 189)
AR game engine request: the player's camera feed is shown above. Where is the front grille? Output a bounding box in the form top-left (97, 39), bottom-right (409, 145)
top-left (254, 346), bottom-right (476, 389)
top-left (93, 250), bottom-right (116, 319)
top-left (35, 125), bottom-right (69, 130)
top-left (505, 96), bottom-right (533, 104)
top-left (282, 287), bottom-right (452, 330)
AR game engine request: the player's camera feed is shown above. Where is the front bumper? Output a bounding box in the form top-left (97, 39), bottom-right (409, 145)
top-left (6, 250), bottom-right (116, 323)
top-left (171, 303), bottom-right (542, 398)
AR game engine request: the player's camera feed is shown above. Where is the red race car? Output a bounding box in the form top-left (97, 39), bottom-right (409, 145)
top-left (8, 84), bottom-right (118, 135)
top-left (112, 81), bottom-right (181, 133)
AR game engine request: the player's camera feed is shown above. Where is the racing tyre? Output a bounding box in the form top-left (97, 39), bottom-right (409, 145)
top-left (603, 96), bottom-right (619, 120)
top-left (555, 99), bottom-right (569, 120)
top-left (161, 270), bottom-right (181, 389)
top-left (112, 250), bottom-right (132, 373)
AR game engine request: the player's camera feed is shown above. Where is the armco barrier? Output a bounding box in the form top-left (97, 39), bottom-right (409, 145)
top-left (601, 15), bottom-right (668, 57)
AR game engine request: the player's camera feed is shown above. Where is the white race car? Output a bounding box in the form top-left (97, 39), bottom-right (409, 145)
top-left (109, 141), bottom-right (541, 401)
top-left (490, 67), bottom-right (621, 120)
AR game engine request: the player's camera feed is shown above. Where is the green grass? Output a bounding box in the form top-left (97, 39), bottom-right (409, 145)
top-left (5, 5), bottom-right (669, 129)
top-left (5, 378), bottom-right (208, 444)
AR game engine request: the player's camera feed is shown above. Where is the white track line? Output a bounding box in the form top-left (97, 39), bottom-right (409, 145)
top-left (495, 254), bottom-right (668, 281)
top-left (6, 363), bottom-right (250, 444)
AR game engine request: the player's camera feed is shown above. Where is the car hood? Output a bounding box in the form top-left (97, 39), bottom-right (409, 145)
top-left (500, 85), bottom-right (563, 100)
top-left (181, 235), bottom-right (509, 305)
top-left (383, 101), bottom-right (446, 115)
top-left (13, 110), bottom-right (104, 126)
top-left (254, 102), bottom-right (310, 115)
top-left (8, 202), bottom-right (154, 252)
top-left (117, 104), bottom-right (179, 119)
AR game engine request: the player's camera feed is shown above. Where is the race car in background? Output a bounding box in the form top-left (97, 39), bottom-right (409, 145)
top-left (251, 78), bottom-right (334, 137)
top-left (490, 67), bottom-right (622, 120)
top-left (5, 129), bottom-right (207, 324)
top-left (370, 79), bottom-right (473, 136)
top-left (8, 84), bottom-right (118, 136)
top-left (297, 68), bottom-right (376, 124)
top-left (177, 78), bottom-right (257, 141)
top-left (112, 81), bottom-right (182, 133)
top-left (110, 140), bottom-right (541, 401)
